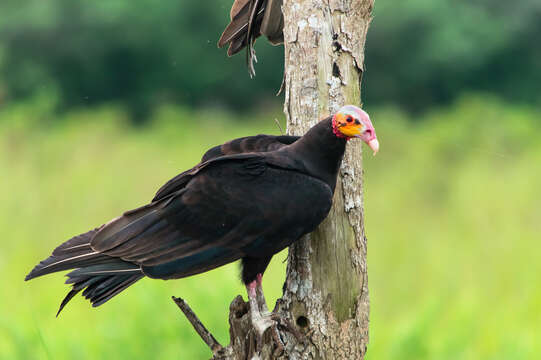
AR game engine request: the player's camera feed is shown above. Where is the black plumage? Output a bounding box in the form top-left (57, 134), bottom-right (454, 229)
top-left (26, 106), bottom-right (377, 317)
top-left (201, 134), bottom-right (298, 162)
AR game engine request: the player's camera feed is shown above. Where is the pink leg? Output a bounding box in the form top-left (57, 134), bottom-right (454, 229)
top-left (255, 273), bottom-right (269, 313)
top-left (246, 280), bottom-right (258, 314)
top-left (247, 280), bottom-right (257, 299)
top-left (246, 278), bottom-right (274, 337)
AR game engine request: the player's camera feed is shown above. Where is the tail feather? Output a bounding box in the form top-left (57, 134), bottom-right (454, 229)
top-left (26, 227), bottom-right (145, 316)
top-left (218, 0), bottom-right (266, 71)
top-left (52, 227), bottom-right (102, 256)
top-left (218, 0), bottom-right (253, 49)
top-left (26, 227), bottom-right (104, 280)
top-left (25, 251), bottom-right (121, 281)
top-left (219, 0), bottom-right (284, 76)
top-left (65, 263), bottom-right (141, 280)
top-left (56, 272), bottom-right (143, 316)
top-left (89, 274), bottom-right (143, 307)
top-left (56, 275), bottom-right (105, 316)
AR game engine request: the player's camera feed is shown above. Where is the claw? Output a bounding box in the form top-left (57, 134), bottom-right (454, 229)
top-left (252, 312), bottom-right (276, 337)
top-left (246, 274), bottom-right (304, 358)
top-left (247, 279), bottom-right (275, 336)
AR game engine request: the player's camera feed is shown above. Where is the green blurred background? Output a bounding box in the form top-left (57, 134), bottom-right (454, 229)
top-left (1, 0), bottom-right (540, 359)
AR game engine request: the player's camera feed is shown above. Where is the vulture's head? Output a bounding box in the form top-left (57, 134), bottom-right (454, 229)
top-left (332, 105), bottom-right (379, 155)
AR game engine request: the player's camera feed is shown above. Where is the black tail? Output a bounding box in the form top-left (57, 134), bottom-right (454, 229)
top-left (25, 227), bottom-right (144, 316)
top-left (57, 269), bottom-right (143, 316)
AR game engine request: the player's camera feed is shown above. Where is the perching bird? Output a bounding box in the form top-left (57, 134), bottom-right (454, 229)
top-left (218, 0), bottom-right (284, 76)
top-left (25, 105), bottom-right (379, 335)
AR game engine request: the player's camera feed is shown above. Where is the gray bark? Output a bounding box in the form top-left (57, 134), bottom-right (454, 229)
top-left (202, 0), bottom-right (374, 358)
top-left (279, 0), bottom-right (373, 357)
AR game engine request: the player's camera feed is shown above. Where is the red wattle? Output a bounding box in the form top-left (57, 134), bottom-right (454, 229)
top-left (332, 116), bottom-right (350, 140)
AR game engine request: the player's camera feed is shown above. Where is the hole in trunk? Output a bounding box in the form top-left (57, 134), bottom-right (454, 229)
top-left (332, 62), bottom-right (341, 78)
top-left (296, 315), bottom-right (309, 328)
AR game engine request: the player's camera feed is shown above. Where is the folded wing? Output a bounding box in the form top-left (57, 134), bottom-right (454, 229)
top-left (153, 134), bottom-right (299, 202)
top-left (91, 155), bottom-right (332, 280)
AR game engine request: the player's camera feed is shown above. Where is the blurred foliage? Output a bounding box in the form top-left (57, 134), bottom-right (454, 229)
top-left (1, 94), bottom-right (540, 359)
top-left (2, 1), bottom-right (539, 357)
top-left (364, 0), bottom-right (541, 112)
top-left (0, 0), bottom-right (540, 119)
top-left (0, 0), bottom-right (284, 119)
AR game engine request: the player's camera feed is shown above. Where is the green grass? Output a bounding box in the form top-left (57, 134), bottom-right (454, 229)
top-left (1, 95), bottom-right (540, 359)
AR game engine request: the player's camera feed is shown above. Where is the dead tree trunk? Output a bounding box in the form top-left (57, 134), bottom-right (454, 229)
top-left (278, 0), bottom-right (373, 357)
top-left (179, 1), bottom-right (374, 359)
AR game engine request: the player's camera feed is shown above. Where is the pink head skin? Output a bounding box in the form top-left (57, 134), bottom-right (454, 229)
top-left (332, 105), bottom-right (379, 155)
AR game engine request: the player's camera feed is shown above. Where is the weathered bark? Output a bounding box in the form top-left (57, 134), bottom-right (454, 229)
top-left (188, 1), bottom-right (374, 359)
top-left (277, 0), bottom-right (373, 357)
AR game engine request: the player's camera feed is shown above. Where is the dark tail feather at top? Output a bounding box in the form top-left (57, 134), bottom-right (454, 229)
top-left (25, 227), bottom-right (144, 316)
top-left (218, 0), bottom-right (266, 77)
top-left (218, 0), bottom-right (284, 76)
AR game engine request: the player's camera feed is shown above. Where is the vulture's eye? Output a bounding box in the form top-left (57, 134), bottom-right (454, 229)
top-left (346, 116), bottom-right (353, 123)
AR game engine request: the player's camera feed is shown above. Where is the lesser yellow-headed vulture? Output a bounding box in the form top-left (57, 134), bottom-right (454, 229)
top-left (26, 105), bottom-right (379, 333)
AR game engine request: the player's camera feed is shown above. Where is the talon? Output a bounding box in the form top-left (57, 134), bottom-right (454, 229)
top-left (246, 274), bottom-right (303, 357)
top-left (247, 279), bottom-right (275, 338)
top-left (252, 313), bottom-right (276, 337)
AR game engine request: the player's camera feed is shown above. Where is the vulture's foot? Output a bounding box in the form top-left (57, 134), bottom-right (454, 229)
top-left (246, 280), bottom-right (306, 357)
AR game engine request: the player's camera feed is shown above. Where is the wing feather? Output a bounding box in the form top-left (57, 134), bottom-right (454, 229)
top-left (154, 135), bottom-right (299, 203)
top-left (91, 155), bottom-right (332, 282)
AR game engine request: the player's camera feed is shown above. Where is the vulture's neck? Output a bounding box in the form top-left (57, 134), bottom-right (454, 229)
top-left (285, 117), bottom-right (347, 191)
